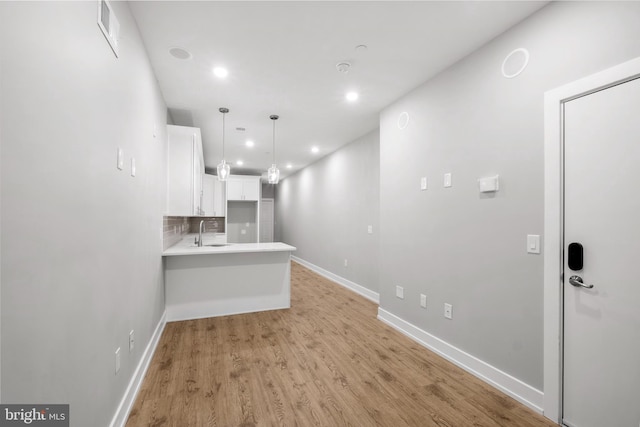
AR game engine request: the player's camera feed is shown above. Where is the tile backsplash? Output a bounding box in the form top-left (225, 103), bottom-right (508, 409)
top-left (163, 216), bottom-right (190, 250)
top-left (188, 217), bottom-right (225, 234)
top-left (163, 216), bottom-right (226, 250)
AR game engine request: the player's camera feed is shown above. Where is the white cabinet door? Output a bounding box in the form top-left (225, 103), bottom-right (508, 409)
top-left (192, 135), bottom-right (204, 215)
top-left (213, 179), bottom-right (226, 217)
top-left (226, 178), bottom-right (244, 201)
top-left (167, 125), bottom-right (203, 216)
top-left (242, 177), bottom-right (260, 201)
top-left (202, 174), bottom-right (215, 216)
top-left (226, 176), bottom-right (260, 201)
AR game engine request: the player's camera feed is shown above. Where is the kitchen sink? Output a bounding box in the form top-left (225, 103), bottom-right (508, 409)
top-left (204, 243), bottom-right (231, 247)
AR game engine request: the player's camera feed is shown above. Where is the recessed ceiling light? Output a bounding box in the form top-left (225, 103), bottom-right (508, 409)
top-left (311, 146), bottom-right (319, 154)
top-left (286, 163), bottom-right (293, 169)
top-left (213, 67), bottom-right (229, 79)
top-left (346, 91), bottom-right (359, 102)
top-left (245, 140), bottom-right (254, 148)
top-left (236, 160), bottom-right (244, 166)
top-left (169, 47), bottom-right (192, 60)
top-left (355, 44), bottom-right (368, 52)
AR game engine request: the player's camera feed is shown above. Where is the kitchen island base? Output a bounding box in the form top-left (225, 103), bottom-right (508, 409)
top-left (164, 250), bottom-right (293, 321)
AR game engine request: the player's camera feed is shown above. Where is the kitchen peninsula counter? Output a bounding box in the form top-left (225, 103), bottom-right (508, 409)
top-left (163, 237), bottom-right (296, 321)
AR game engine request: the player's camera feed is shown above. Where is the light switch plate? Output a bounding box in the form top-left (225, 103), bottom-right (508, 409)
top-left (420, 177), bottom-right (427, 191)
top-left (527, 234), bottom-right (541, 254)
top-left (396, 286), bottom-right (404, 299)
top-left (131, 158), bottom-right (136, 177)
top-left (420, 294), bottom-right (427, 308)
top-left (367, 225), bottom-right (373, 234)
top-left (444, 173), bottom-right (452, 188)
top-left (117, 147), bottom-right (124, 170)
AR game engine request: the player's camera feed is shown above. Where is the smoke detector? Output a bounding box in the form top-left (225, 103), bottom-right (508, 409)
top-left (336, 62), bottom-right (351, 73)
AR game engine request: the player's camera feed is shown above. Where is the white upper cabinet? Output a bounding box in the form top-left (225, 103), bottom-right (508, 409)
top-left (166, 125), bottom-right (204, 216)
top-left (202, 174), bottom-right (226, 217)
top-left (226, 175), bottom-right (260, 201)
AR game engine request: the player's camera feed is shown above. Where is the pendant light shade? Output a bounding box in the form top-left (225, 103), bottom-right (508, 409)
top-left (268, 114), bottom-right (280, 184)
top-left (217, 107), bottom-right (230, 182)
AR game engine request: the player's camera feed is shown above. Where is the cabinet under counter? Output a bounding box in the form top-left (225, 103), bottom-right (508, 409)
top-left (163, 242), bottom-right (296, 321)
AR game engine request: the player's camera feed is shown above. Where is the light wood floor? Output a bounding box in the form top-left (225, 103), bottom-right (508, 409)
top-left (126, 261), bottom-right (557, 427)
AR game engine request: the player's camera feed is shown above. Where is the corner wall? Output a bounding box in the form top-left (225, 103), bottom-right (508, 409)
top-left (0, 2), bottom-right (167, 425)
top-left (276, 130), bottom-right (380, 295)
top-left (379, 0), bottom-right (640, 394)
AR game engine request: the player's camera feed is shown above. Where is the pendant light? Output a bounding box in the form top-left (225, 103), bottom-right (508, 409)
top-left (267, 114), bottom-right (280, 184)
top-left (216, 107), bottom-right (230, 181)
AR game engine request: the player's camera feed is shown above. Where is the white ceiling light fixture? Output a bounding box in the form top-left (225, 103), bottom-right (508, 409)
top-left (245, 140), bottom-right (255, 148)
top-left (267, 115), bottom-right (280, 184)
top-left (346, 91), bottom-right (359, 102)
top-left (213, 66), bottom-right (229, 79)
top-left (216, 107), bottom-right (231, 181)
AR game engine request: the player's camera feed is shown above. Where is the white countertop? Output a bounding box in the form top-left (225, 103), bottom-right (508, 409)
top-left (163, 234), bottom-right (296, 256)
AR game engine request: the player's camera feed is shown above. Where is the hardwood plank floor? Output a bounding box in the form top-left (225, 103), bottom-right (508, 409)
top-left (126, 261), bottom-right (557, 427)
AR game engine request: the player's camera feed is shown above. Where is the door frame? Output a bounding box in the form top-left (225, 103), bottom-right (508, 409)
top-left (543, 56), bottom-right (640, 424)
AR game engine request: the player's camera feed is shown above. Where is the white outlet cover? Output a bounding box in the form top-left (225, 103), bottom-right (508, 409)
top-left (241, 229), bottom-right (246, 235)
top-left (131, 158), bottom-right (136, 177)
top-left (396, 286), bottom-right (404, 299)
top-left (129, 330), bottom-right (135, 352)
top-left (367, 225), bottom-right (373, 234)
top-left (444, 303), bottom-right (453, 319)
top-left (344, 259), bottom-right (348, 267)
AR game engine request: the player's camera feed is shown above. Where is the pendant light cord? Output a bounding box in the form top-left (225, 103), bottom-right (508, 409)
top-left (222, 111), bottom-right (226, 159)
top-left (272, 118), bottom-right (276, 164)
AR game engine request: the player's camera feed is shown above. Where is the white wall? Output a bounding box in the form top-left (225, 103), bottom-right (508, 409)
top-left (379, 1), bottom-right (640, 392)
top-left (0, 2), bottom-right (167, 425)
top-left (276, 130), bottom-right (380, 294)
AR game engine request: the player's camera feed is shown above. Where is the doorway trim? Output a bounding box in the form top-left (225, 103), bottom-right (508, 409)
top-left (543, 56), bottom-right (640, 423)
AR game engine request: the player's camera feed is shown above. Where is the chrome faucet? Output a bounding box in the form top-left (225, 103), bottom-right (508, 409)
top-left (197, 219), bottom-right (205, 247)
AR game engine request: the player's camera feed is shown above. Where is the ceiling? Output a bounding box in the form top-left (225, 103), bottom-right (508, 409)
top-left (130, 1), bottom-right (548, 180)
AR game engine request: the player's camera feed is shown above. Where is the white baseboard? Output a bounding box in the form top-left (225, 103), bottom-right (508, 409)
top-left (377, 308), bottom-right (544, 414)
top-left (291, 256), bottom-right (379, 304)
top-left (109, 310), bottom-right (167, 427)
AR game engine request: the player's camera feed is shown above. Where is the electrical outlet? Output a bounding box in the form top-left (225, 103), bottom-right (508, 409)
top-left (396, 286), bottom-right (404, 299)
top-left (444, 303), bottom-right (453, 319)
top-left (115, 347), bottom-right (121, 374)
top-left (367, 225), bottom-right (373, 234)
top-left (344, 259), bottom-right (348, 267)
top-left (129, 330), bottom-right (135, 353)
top-left (420, 294), bottom-right (427, 308)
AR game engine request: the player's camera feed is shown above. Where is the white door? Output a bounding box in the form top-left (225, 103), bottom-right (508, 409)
top-left (260, 198), bottom-right (274, 243)
top-left (563, 77), bottom-right (640, 427)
